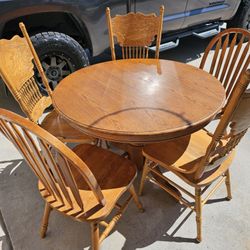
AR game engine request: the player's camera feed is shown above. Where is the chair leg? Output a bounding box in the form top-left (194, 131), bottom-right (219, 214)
top-left (105, 140), bottom-right (110, 149)
top-left (93, 138), bottom-right (99, 145)
top-left (91, 222), bottom-right (100, 250)
top-left (129, 184), bottom-right (144, 212)
top-left (195, 188), bottom-right (202, 243)
top-left (40, 202), bottom-right (52, 238)
top-left (96, 139), bottom-right (102, 147)
top-left (139, 159), bottom-right (151, 196)
top-left (225, 170), bottom-right (232, 200)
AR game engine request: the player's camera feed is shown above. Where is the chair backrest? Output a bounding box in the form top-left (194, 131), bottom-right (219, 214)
top-left (0, 23), bottom-right (52, 123)
top-left (195, 69), bottom-right (250, 179)
top-left (0, 108), bottom-right (105, 214)
top-left (19, 22), bottom-right (53, 97)
top-left (106, 6), bottom-right (164, 60)
top-left (200, 28), bottom-right (250, 102)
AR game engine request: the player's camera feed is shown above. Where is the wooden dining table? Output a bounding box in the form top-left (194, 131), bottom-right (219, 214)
top-left (52, 59), bottom-right (225, 169)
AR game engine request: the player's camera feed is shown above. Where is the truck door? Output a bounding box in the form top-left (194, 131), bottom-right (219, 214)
top-left (133, 0), bottom-right (188, 32)
top-left (182, 0), bottom-right (238, 28)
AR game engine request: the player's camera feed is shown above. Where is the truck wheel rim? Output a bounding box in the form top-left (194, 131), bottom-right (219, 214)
top-left (36, 54), bottom-right (74, 92)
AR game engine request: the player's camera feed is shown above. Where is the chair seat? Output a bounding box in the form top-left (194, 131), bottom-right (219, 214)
top-left (39, 144), bottom-right (137, 221)
top-left (143, 129), bottom-right (234, 187)
top-left (40, 110), bottom-right (94, 143)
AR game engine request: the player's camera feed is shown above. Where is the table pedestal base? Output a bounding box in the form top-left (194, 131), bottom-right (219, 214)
top-left (111, 142), bottom-right (182, 198)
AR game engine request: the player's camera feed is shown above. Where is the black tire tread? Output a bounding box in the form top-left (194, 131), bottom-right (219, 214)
top-left (30, 31), bottom-right (89, 94)
top-left (31, 31), bottom-right (89, 68)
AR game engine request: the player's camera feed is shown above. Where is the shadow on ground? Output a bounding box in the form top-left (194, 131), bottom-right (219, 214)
top-left (0, 159), bottom-right (200, 250)
top-left (1, 33), bottom-right (249, 250)
top-left (0, 209), bottom-right (12, 250)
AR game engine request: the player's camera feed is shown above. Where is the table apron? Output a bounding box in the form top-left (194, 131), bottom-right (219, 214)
top-left (65, 118), bottom-right (211, 144)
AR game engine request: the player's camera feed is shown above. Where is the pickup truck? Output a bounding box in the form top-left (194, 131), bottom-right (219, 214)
top-left (0, 0), bottom-right (249, 90)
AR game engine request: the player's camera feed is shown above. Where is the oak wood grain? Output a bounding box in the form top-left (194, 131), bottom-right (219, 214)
top-left (200, 28), bottom-right (250, 103)
top-left (52, 59), bottom-right (226, 144)
top-left (0, 108), bottom-right (143, 250)
top-left (0, 23), bottom-right (94, 144)
top-left (106, 6), bottom-right (164, 60)
top-left (140, 69), bottom-right (250, 242)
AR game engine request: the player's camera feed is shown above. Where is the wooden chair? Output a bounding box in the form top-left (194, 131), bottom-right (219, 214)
top-left (200, 28), bottom-right (250, 104)
top-left (0, 22), bottom-right (94, 144)
top-left (106, 5), bottom-right (164, 60)
top-left (139, 69), bottom-right (250, 242)
top-left (105, 6), bottom-right (164, 162)
top-left (0, 108), bottom-right (143, 250)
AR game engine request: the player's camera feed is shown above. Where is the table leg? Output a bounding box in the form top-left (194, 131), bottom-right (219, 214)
top-left (110, 142), bottom-right (144, 170)
top-left (126, 145), bottom-right (181, 198)
top-left (111, 142), bottom-right (182, 198)
top-left (126, 144), bottom-right (144, 170)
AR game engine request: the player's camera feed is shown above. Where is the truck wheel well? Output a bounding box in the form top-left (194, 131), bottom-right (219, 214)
top-left (2, 12), bottom-right (92, 55)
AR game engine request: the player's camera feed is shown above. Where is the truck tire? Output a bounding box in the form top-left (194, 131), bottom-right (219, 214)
top-left (227, 0), bottom-right (250, 31)
top-left (31, 32), bottom-right (89, 94)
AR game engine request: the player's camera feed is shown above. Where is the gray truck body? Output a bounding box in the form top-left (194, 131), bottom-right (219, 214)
top-left (0, 0), bottom-right (242, 56)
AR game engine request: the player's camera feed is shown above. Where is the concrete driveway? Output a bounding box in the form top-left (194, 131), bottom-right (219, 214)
top-left (0, 35), bottom-right (249, 250)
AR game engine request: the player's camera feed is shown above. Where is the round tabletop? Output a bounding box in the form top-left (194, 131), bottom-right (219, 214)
top-left (52, 59), bottom-right (225, 143)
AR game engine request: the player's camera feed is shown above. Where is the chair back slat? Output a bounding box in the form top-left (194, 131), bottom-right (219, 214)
top-left (122, 46), bottom-right (149, 59)
top-left (0, 120), bottom-right (11, 141)
top-left (226, 44), bottom-right (250, 97)
top-left (56, 153), bottom-right (84, 209)
top-left (0, 35), bottom-right (52, 122)
top-left (200, 28), bottom-right (250, 102)
top-left (106, 6), bottom-right (164, 60)
top-left (0, 120), bottom-right (55, 197)
top-left (219, 33), bottom-right (237, 83)
top-left (25, 135), bottom-right (71, 206)
top-left (209, 37), bottom-right (222, 75)
top-left (22, 128), bottom-right (64, 202)
top-left (221, 34), bottom-right (243, 88)
top-left (223, 34), bottom-right (246, 90)
top-left (39, 139), bottom-right (83, 209)
top-left (195, 69), bottom-right (250, 179)
top-left (215, 35), bottom-right (229, 78)
top-left (0, 110), bottom-right (106, 212)
top-left (38, 139), bottom-right (73, 207)
top-left (10, 122), bottom-right (59, 199)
